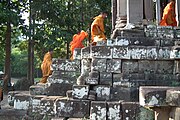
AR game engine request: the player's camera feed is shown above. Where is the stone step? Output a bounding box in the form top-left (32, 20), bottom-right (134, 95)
top-left (145, 25), bottom-right (180, 39)
top-left (139, 86), bottom-right (180, 107)
top-left (0, 109), bottom-right (27, 120)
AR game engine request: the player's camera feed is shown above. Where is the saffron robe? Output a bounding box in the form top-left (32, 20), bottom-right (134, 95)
top-left (70, 30), bottom-right (88, 60)
top-left (91, 15), bottom-right (106, 42)
top-left (40, 52), bottom-right (52, 83)
top-left (160, 1), bottom-right (177, 26)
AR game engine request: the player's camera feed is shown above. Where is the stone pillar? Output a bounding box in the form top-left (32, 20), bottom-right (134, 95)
top-left (114, 0), bottom-right (127, 29)
top-left (156, 0), bottom-right (161, 25)
top-left (144, 0), bottom-right (154, 20)
top-left (118, 0), bottom-right (127, 17)
top-left (176, 0), bottom-right (180, 26)
top-left (112, 0), bottom-right (117, 31)
top-left (126, 0), bottom-right (143, 24)
top-left (116, 0), bottom-right (120, 18)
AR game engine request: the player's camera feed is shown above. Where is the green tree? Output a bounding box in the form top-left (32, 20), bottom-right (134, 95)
top-left (31, 0), bottom-right (111, 60)
top-left (0, 0), bottom-right (28, 93)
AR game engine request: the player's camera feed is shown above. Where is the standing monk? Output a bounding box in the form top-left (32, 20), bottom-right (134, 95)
top-left (39, 49), bottom-right (53, 83)
top-left (91, 12), bottom-right (108, 45)
top-left (160, 0), bottom-right (177, 26)
top-left (70, 30), bottom-right (88, 60)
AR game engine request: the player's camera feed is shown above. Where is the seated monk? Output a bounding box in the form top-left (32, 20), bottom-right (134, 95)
top-left (39, 49), bottom-right (53, 83)
top-left (91, 12), bottom-right (108, 45)
top-left (160, 0), bottom-right (177, 27)
top-left (70, 30), bottom-right (88, 60)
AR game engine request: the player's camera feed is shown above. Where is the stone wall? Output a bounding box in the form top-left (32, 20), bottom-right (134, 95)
top-left (7, 26), bottom-right (180, 119)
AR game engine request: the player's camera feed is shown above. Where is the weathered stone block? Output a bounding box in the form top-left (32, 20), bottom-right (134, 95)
top-left (96, 41), bottom-right (106, 46)
top-left (66, 90), bottom-right (73, 98)
top-left (81, 58), bottom-right (91, 77)
top-left (107, 39), bottom-right (115, 46)
top-left (86, 77), bottom-right (99, 85)
top-left (121, 102), bottom-right (140, 120)
top-left (139, 86), bottom-right (180, 107)
top-left (88, 90), bottom-right (96, 101)
top-left (166, 90), bottom-right (180, 106)
top-left (46, 83), bottom-right (72, 96)
top-left (81, 46), bottom-right (90, 59)
top-left (107, 59), bottom-right (121, 73)
top-left (56, 98), bottom-right (90, 118)
top-left (86, 71), bottom-right (99, 85)
top-left (113, 46), bottom-right (130, 59)
top-left (158, 47), bottom-right (171, 59)
top-left (129, 80), bottom-right (147, 88)
top-left (40, 96), bottom-right (60, 115)
top-left (47, 75), bottom-right (71, 84)
top-left (129, 37), bottom-right (160, 46)
top-left (113, 80), bottom-right (132, 88)
top-left (122, 60), bottom-right (138, 73)
top-left (138, 60), bottom-right (156, 73)
top-left (156, 60), bottom-right (174, 74)
top-left (29, 84), bottom-right (46, 95)
top-left (154, 74), bottom-right (177, 82)
top-left (90, 101), bottom-right (107, 120)
top-left (0, 109), bottom-right (27, 120)
top-left (129, 73), bottom-right (145, 81)
top-left (51, 59), bottom-right (66, 71)
top-left (48, 71), bottom-right (80, 84)
top-left (64, 60), bottom-right (81, 72)
top-left (107, 101), bottom-right (122, 120)
top-left (14, 93), bottom-right (32, 110)
top-left (89, 71), bottom-right (100, 78)
top-left (72, 85), bottom-right (89, 99)
top-left (115, 37), bottom-right (129, 46)
top-left (111, 87), bottom-right (135, 101)
top-left (119, 29), bottom-right (144, 38)
top-left (113, 73), bottom-right (129, 83)
top-left (30, 95), bottom-right (47, 113)
top-left (91, 58), bottom-right (107, 72)
top-left (8, 91), bottom-right (29, 107)
top-left (170, 46), bottom-right (180, 59)
top-left (160, 38), bottom-right (175, 46)
top-left (137, 106), bottom-right (155, 120)
top-left (145, 25), bottom-right (157, 38)
top-left (100, 72), bottom-right (112, 86)
top-left (157, 26), bottom-right (174, 39)
top-left (93, 85), bottom-right (111, 101)
top-left (146, 47), bottom-right (158, 59)
top-left (91, 46), bottom-right (112, 59)
top-left (73, 48), bottom-right (81, 60)
top-left (130, 46), bottom-right (147, 59)
top-left (51, 117), bottom-right (66, 120)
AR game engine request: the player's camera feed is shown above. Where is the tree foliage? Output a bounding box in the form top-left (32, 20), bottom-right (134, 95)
top-left (0, 0), bottom-right (111, 78)
top-left (31, 0), bottom-right (111, 60)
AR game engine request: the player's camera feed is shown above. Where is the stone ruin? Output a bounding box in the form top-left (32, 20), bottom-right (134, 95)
top-left (5, 25), bottom-right (180, 120)
top-left (4, 0), bottom-right (180, 120)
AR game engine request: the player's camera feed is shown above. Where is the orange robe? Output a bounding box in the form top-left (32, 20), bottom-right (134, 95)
top-left (160, 1), bottom-right (177, 26)
top-left (70, 30), bottom-right (88, 60)
top-left (40, 52), bottom-right (52, 83)
top-left (91, 15), bottom-right (106, 43)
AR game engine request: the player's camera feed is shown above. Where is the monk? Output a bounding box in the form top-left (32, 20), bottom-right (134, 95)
top-left (160, 0), bottom-right (177, 27)
top-left (70, 30), bottom-right (88, 60)
top-left (91, 12), bottom-right (108, 44)
top-left (39, 49), bottom-right (53, 83)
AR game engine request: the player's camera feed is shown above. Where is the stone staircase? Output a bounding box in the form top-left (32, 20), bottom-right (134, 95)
top-left (5, 25), bottom-right (180, 120)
